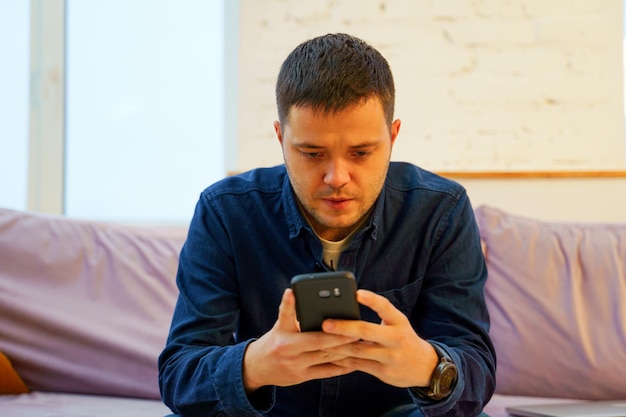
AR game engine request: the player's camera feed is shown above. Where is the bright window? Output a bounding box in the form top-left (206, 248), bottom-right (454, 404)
top-left (65, 0), bottom-right (225, 223)
top-left (0, 0), bottom-right (30, 211)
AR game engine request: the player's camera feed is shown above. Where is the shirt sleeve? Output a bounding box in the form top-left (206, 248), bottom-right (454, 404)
top-left (411, 193), bottom-right (496, 417)
top-left (157, 194), bottom-right (275, 417)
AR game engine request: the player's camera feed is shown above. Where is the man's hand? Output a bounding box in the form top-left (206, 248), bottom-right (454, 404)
top-left (242, 288), bottom-right (359, 392)
top-left (321, 289), bottom-right (438, 388)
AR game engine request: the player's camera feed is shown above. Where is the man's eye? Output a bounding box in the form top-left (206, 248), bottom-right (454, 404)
top-left (354, 151), bottom-right (372, 158)
top-left (303, 152), bottom-right (322, 158)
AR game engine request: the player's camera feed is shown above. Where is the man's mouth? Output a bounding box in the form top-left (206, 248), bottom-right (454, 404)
top-left (322, 197), bottom-right (353, 210)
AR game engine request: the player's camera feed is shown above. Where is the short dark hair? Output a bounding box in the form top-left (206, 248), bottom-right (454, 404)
top-left (276, 33), bottom-right (395, 127)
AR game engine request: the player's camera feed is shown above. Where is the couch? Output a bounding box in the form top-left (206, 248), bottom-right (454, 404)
top-left (0, 205), bottom-right (624, 416)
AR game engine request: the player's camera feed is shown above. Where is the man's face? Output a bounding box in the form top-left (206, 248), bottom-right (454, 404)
top-left (275, 97), bottom-right (401, 241)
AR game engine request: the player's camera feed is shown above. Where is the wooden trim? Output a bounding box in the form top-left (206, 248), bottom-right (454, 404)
top-left (228, 170), bottom-right (626, 179)
top-left (436, 171), bottom-right (626, 179)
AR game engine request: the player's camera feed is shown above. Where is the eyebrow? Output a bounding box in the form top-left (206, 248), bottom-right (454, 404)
top-left (292, 140), bottom-right (382, 149)
top-left (292, 141), bottom-right (325, 149)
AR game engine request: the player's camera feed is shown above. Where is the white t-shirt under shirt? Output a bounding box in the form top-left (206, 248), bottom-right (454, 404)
top-left (315, 216), bottom-right (368, 270)
top-left (318, 236), bottom-right (350, 270)
top-left (298, 201), bottom-right (370, 270)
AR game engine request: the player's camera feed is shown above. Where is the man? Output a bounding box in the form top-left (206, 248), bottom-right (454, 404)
top-left (159, 33), bottom-right (495, 417)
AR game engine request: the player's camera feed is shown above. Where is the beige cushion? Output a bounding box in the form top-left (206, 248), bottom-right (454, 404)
top-left (0, 208), bottom-right (186, 399)
top-left (475, 206), bottom-right (626, 400)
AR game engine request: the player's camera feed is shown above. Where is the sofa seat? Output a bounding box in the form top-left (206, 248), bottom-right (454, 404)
top-left (483, 395), bottom-right (586, 417)
top-left (0, 392), bottom-right (171, 417)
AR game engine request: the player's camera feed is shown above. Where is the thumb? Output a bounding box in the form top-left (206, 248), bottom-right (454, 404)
top-left (276, 288), bottom-right (301, 331)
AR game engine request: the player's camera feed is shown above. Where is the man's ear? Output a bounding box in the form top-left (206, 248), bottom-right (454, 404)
top-left (274, 121), bottom-right (283, 146)
top-left (390, 119), bottom-right (401, 148)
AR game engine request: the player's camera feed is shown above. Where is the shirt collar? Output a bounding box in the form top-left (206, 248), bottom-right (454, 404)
top-left (282, 173), bottom-right (307, 239)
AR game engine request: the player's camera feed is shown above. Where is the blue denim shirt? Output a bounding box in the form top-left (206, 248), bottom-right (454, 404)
top-left (158, 162), bottom-right (495, 417)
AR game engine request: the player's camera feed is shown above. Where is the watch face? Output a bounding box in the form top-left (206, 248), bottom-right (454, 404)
top-left (438, 365), bottom-right (458, 395)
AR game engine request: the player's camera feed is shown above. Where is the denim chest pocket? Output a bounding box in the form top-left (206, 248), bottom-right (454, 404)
top-left (360, 277), bottom-right (423, 322)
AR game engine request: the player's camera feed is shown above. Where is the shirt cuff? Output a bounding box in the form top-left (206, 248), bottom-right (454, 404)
top-left (212, 339), bottom-right (276, 414)
top-left (410, 342), bottom-right (464, 414)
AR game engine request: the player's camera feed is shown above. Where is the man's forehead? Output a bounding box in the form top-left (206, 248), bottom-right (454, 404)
top-left (285, 97), bottom-right (383, 121)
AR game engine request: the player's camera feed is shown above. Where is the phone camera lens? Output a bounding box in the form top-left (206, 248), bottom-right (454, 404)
top-left (318, 290), bottom-right (331, 298)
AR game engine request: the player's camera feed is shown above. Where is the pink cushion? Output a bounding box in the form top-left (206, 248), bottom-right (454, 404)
top-left (0, 208), bottom-right (186, 399)
top-left (475, 206), bottom-right (626, 400)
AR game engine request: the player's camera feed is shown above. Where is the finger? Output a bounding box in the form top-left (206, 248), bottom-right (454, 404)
top-left (321, 318), bottom-right (386, 347)
top-left (305, 350), bottom-right (351, 367)
top-left (356, 289), bottom-right (408, 327)
top-left (321, 291), bottom-right (408, 344)
top-left (323, 339), bottom-right (384, 362)
top-left (330, 355), bottom-right (384, 376)
top-left (276, 288), bottom-right (300, 332)
top-left (299, 329), bottom-right (360, 353)
top-left (301, 362), bottom-right (356, 382)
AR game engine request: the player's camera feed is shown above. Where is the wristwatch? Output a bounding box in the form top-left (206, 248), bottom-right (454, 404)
top-left (411, 343), bottom-right (458, 401)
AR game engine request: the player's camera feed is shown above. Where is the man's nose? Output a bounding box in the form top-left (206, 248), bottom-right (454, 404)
top-left (323, 158), bottom-right (350, 188)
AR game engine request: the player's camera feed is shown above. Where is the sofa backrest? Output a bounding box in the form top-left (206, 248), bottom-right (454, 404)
top-left (475, 205), bottom-right (626, 400)
top-left (0, 208), bottom-right (187, 399)
top-left (4, 204), bottom-right (624, 401)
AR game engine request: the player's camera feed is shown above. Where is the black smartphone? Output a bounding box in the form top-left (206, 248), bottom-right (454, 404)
top-left (290, 270), bottom-right (361, 331)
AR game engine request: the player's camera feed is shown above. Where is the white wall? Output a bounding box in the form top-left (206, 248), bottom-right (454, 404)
top-left (457, 177), bottom-right (626, 223)
top-left (235, 0), bottom-right (626, 223)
